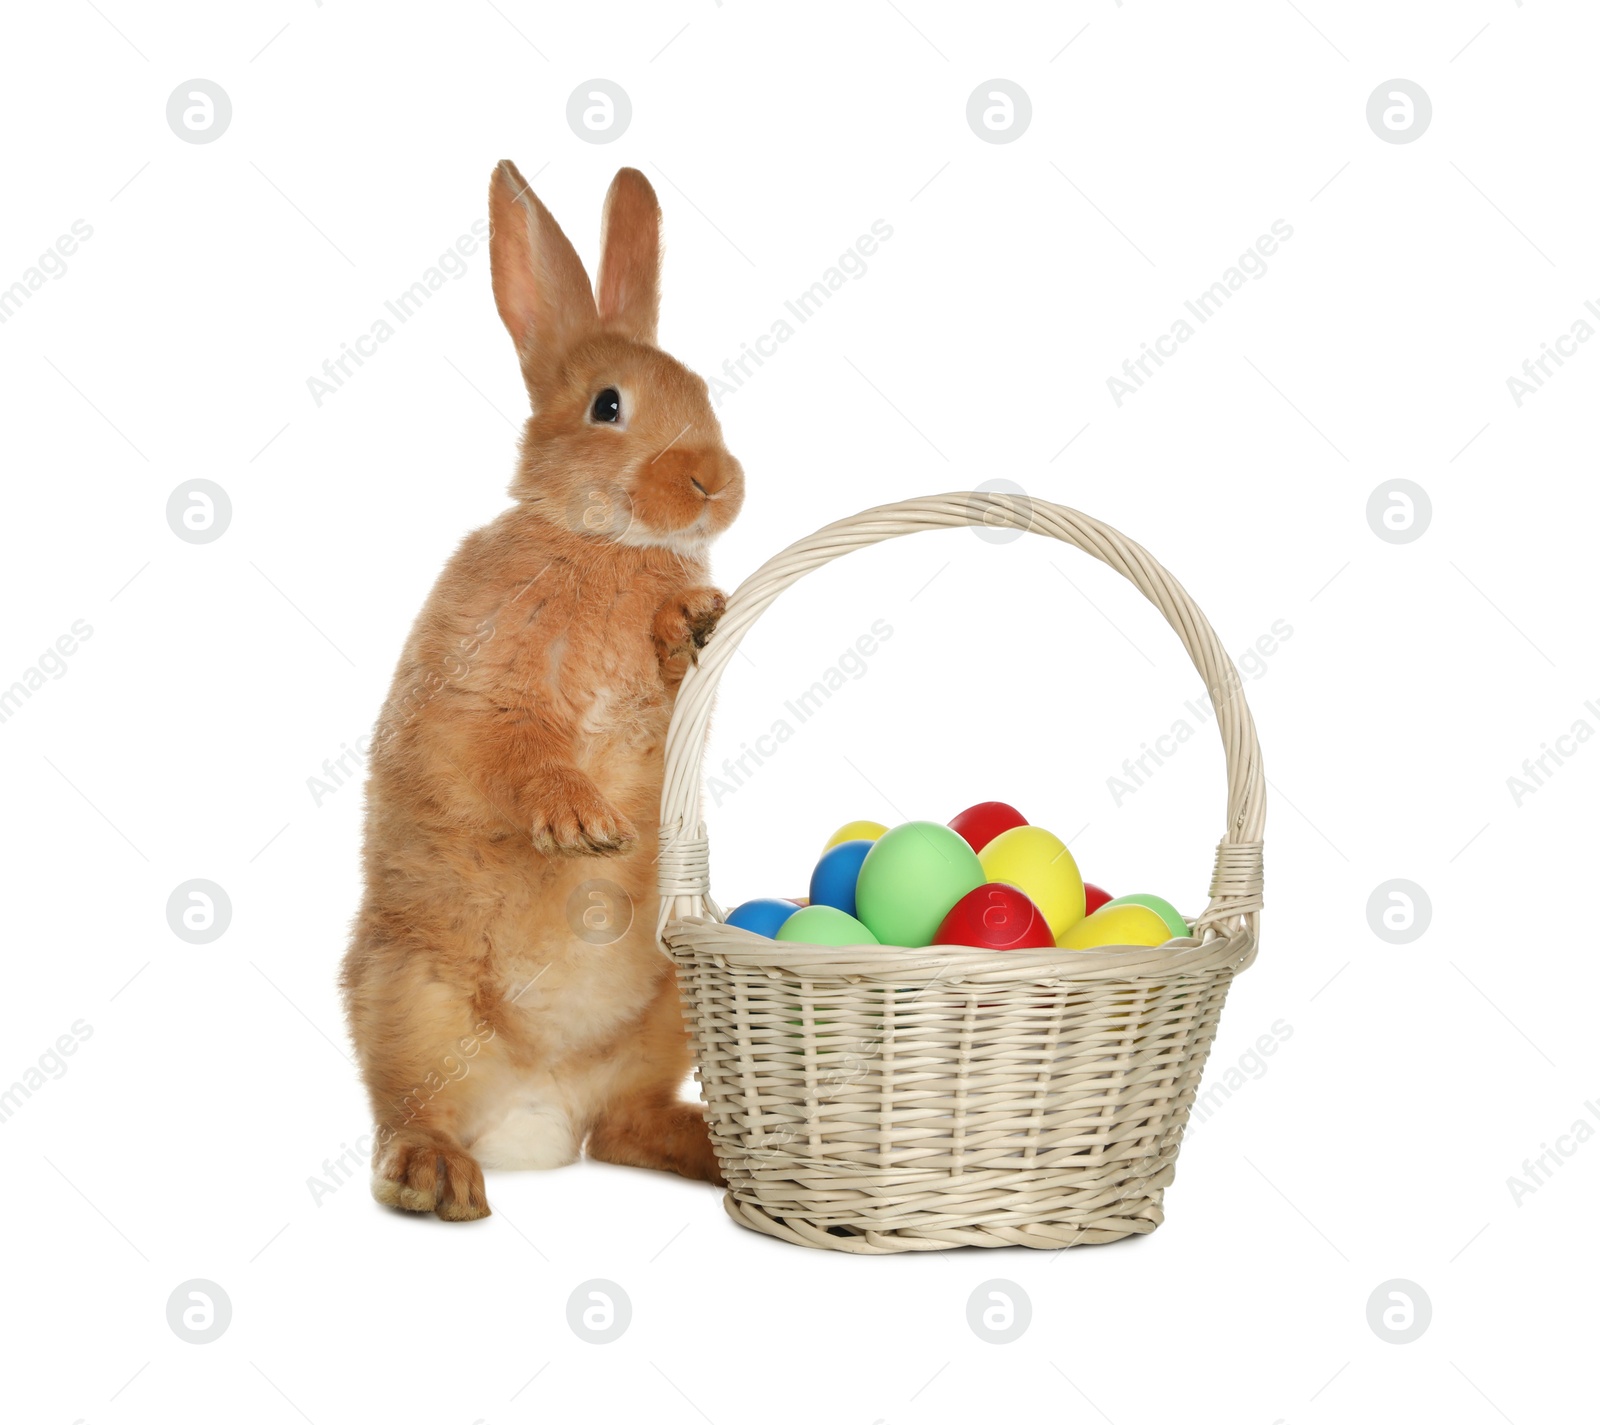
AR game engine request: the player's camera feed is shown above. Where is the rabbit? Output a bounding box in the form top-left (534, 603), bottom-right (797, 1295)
top-left (339, 161), bottom-right (744, 1220)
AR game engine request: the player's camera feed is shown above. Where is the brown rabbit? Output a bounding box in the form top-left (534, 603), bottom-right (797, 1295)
top-left (339, 162), bottom-right (743, 1220)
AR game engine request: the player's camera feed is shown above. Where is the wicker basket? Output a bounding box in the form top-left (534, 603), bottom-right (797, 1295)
top-left (656, 492), bottom-right (1264, 1252)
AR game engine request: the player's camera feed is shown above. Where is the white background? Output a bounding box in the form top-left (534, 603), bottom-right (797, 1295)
top-left (2, 1), bottom-right (1595, 1421)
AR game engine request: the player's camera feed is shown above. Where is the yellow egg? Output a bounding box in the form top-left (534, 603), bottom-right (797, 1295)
top-left (977, 826), bottom-right (1085, 938)
top-left (822, 820), bottom-right (889, 854)
top-left (1057, 902), bottom-right (1174, 950)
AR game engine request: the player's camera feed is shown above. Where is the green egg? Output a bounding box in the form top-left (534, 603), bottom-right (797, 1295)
top-left (854, 821), bottom-right (986, 948)
top-left (775, 904), bottom-right (880, 946)
top-left (1104, 893), bottom-right (1190, 939)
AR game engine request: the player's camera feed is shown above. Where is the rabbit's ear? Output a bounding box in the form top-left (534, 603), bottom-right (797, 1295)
top-left (489, 160), bottom-right (597, 362)
top-left (595, 168), bottom-right (661, 345)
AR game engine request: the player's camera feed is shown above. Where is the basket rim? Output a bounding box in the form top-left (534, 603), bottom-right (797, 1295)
top-left (664, 915), bottom-right (1256, 983)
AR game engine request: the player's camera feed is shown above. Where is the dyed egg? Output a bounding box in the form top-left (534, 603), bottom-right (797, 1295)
top-left (822, 820), bottom-right (889, 853)
top-left (977, 826), bottom-right (1085, 938)
top-left (948, 801), bottom-right (1028, 853)
top-left (1057, 902), bottom-right (1173, 950)
top-left (726, 897), bottom-right (800, 938)
top-left (809, 840), bottom-right (874, 918)
top-left (775, 904), bottom-right (880, 946)
top-left (933, 883), bottom-right (1055, 950)
top-left (1105, 893), bottom-right (1189, 939)
top-left (1084, 882), bottom-right (1113, 917)
top-left (855, 821), bottom-right (986, 948)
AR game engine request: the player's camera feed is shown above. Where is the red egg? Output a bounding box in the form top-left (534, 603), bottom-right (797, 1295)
top-left (948, 801), bottom-right (1028, 852)
top-left (933, 883), bottom-right (1056, 950)
top-left (1083, 883), bottom-right (1112, 916)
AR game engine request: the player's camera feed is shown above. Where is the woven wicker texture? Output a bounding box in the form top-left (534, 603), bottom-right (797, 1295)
top-left (657, 492), bottom-right (1265, 1251)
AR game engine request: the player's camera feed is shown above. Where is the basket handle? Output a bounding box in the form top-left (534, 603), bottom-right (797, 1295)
top-left (656, 492), bottom-right (1265, 941)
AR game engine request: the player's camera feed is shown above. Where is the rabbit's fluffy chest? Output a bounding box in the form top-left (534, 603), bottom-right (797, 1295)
top-left (491, 556), bottom-right (682, 752)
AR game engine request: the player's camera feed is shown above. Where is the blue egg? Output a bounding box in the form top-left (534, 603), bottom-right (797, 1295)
top-left (809, 839), bottom-right (874, 918)
top-left (726, 897), bottom-right (800, 938)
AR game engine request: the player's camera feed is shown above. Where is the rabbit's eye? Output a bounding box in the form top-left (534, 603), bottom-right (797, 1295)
top-left (590, 388), bottom-right (622, 423)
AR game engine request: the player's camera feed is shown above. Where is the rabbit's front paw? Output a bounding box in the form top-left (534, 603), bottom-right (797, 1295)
top-left (529, 767), bottom-right (637, 856)
top-left (653, 587), bottom-right (726, 664)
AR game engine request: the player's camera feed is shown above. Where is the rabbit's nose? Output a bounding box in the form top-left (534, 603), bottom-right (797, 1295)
top-left (690, 453), bottom-right (734, 497)
top-left (651, 446), bottom-right (732, 499)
